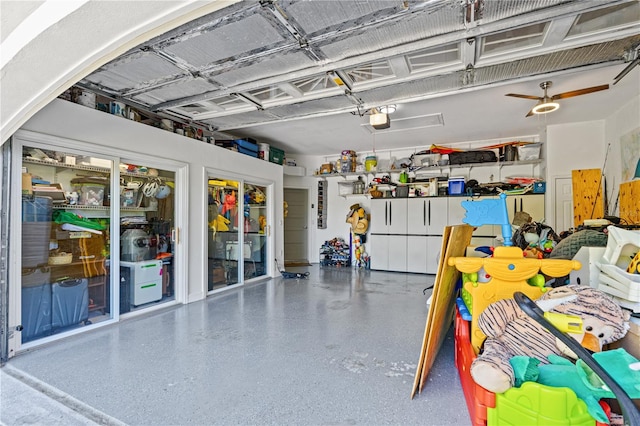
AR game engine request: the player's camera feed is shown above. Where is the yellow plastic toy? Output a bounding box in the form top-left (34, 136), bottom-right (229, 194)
top-left (449, 246), bottom-right (581, 353)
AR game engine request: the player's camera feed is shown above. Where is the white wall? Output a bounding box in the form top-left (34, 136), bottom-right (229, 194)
top-left (545, 120), bottom-right (606, 230)
top-left (18, 99), bottom-right (284, 303)
top-left (604, 94), bottom-right (640, 215)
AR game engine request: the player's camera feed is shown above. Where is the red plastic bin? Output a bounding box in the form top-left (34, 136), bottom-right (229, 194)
top-left (454, 307), bottom-right (495, 426)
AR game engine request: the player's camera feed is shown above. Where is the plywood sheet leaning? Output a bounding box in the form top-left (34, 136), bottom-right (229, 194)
top-left (411, 226), bottom-right (451, 399)
top-left (572, 168), bottom-right (603, 227)
top-left (619, 180), bottom-right (640, 225)
top-left (411, 224), bottom-right (474, 398)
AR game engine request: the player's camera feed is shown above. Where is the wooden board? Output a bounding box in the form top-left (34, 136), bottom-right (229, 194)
top-left (571, 168), bottom-right (603, 227)
top-left (619, 180), bottom-right (640, 225)
top-left (411, 226), bottom-right (452, 399)
top-left (411, 224), bottom-right (474, 397)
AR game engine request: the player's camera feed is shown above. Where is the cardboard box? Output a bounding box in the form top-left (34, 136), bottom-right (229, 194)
top-left (22, 173), bottom-right (32, 195)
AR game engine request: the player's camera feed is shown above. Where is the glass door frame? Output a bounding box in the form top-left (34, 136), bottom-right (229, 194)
top-left (8, 130), bottom-right (188, 357)
top-left (205, 168), bottom-right (274, 294)
top-left (117, 153), bottom-right (188, 318)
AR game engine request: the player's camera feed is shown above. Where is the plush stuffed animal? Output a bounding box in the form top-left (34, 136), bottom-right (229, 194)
top-left (470, 284), bottom-right (629, 394)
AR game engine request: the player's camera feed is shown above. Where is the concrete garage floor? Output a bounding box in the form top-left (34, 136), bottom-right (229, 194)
top-left (2, 265), bottom-right (470, 425)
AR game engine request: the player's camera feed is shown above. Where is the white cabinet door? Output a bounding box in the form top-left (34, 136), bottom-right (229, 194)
top-left (521, 194), bottom-right (545, 222)
top-left (369, 200), bottom-right (389, 234)
top-left (448, 197), bottom-right (467, 226)
top-left (388, 199), bottom-right (408, 234)
top-left (426, 236), bottom-right (442, 274)
top-left (388, 235), bottom-right (408, 272)
top-left (369, 235), bottom-right (407, 271)
top-left (369, 234), bottom-right (388, 270)
top-left (506, 194), bottom-right (545, 223)
top-left (427, 197), bottom-right (448, 235)
top-left (406, 235), bottom-right (427, 273)
top-left (407, 198), bottom-right (428, 234)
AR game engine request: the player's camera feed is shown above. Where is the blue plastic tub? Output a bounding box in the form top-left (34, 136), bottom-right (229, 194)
top-left (448, 178), bottom-right (465, 195)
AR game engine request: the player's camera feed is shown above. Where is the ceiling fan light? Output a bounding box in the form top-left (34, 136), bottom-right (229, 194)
top-left (532, 101), bottom-right (559, 114)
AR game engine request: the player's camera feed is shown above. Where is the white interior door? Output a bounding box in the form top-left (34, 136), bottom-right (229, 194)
top-left (555, 177), bottom-right (574, 233)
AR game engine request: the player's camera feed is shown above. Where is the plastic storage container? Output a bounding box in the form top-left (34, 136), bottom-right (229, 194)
top-left (22, 195), bottom-right (53, 222)
top-left (234, 138), bottom-right (259, 157)
top-left (269, 146), bottom-right (285, 165)
top-left (517, 143), bottom-right (542, 161)
top-left (365, 156), bottom-right (377, 171)
top-left (78, 184), bottom-right (106, 206)
top-left (448, 177), bottom-right (465, 195)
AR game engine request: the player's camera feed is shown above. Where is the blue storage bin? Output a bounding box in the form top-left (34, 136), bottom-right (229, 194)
top-left (234, 138), bottom-right (258, 153)
top-left (448, 178), bottom-right (465, 195)
top-left (237, 146), bottom-right (259, 157)
top-left (22, 195), bottom-right (52, 222)
top-left (533, 182), bottom-right (546, 193)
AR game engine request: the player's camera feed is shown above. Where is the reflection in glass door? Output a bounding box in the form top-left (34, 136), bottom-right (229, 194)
top-left (20, 146), bottom-right (112, 344)
top-left (207, 177), bottom-right (240, 291)
top-left (119, 163), bottom-right (176, 313)
top-left (244, 183), bottom-right (268, 279)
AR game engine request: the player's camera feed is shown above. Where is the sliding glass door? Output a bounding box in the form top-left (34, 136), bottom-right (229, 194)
top-left (244, 182), bottom-right (268, 280)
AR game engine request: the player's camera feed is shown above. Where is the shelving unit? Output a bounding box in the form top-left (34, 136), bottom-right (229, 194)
top-left (313, 159), bottom-right (543, 179)
top-left (317, 180), bottom-right (327, 229)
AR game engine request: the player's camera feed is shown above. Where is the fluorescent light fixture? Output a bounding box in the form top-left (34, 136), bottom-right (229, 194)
top-left (532, 101), bottom-right (559, 115)
top-left (379, 104), bottom-right (396, 114)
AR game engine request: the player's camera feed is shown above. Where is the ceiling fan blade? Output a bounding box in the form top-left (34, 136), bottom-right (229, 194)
top-left (506, 93), bottom-right (543, 100)
top-left (525, 109), bottom-right (535, 118)
top-left (551, 84), bottom-right (609, 100)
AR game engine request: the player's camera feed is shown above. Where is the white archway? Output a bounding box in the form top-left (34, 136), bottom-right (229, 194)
top-left (1, 0), bottom-right (240, 144)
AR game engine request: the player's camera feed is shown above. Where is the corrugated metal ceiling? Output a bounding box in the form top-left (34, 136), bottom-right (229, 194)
top-left (77, 0), bottom-right (640, 139)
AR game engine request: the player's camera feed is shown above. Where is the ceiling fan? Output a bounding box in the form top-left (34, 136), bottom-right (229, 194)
top-left (506, 81), bottom-right (609, 117)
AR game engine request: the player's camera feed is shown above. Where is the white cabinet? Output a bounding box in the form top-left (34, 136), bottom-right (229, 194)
top-left (371, 198), bottom-right (447, 273)
top-left (506, 194), bottom-right (545, 223)
top-left (370, 199), bottom-right (408, 271)
top-left (370, 199), bottom-right (407, 234)
top-left (406, 198), bottom-right (448, 273)
top-left (407, 197), bottom-right (448, 235)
